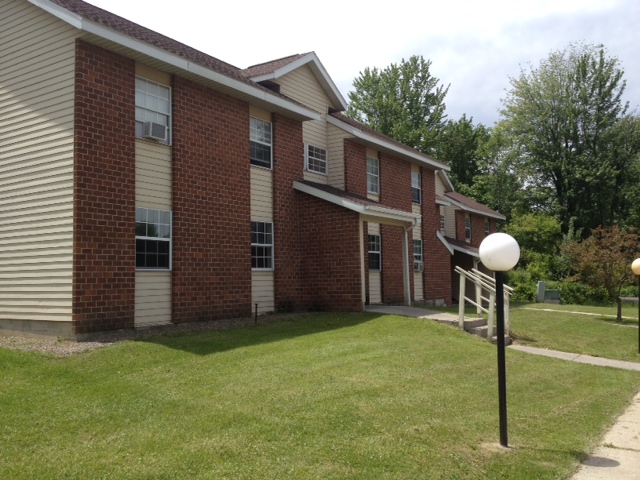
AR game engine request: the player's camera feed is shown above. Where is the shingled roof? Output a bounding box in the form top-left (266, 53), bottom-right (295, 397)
top-left (445, 191), bottom-right (505, 219)
top-left (241, 54), bottom-right (310, 78)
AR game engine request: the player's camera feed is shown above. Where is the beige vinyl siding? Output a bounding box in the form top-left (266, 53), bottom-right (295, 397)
top-left (252, 271), bottom-right (275, 314)
top-left (136, 140), bottom-right (172, 210)
top-left (251, 158), bottom-right (274, 313)
top-left (327, 123), bottom-right (347, 189)
top-left (135, 272), bottom-right (171, 326)
top-left (0, 0), bottom-right (78, 324)
top-left (435, 174), bottom-right (445, 197)
top-left (251, 167), bottom-right (273, 222)
top-left (278, 65), bottom-right (332, 113)
top-left (444, 205), bottom-right (456, 238)
top-left (414, 273), bottom-right (424, 301)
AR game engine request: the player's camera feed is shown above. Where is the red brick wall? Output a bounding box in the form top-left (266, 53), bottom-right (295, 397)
top-left (171, 76), bottom-right (252, 322)
top-left (455, 211), bottom-right (468, 243)
top-left (471, 215), bottom-right (487, 247)
top-left (422, 169), bottom-right (452, 304)
top-left (298, 195), bottom-right (362, 311)
top-left (379, 152), bottom-right (412, 211)
top-left (344, 140), bottom-right (367, 197)
top-left (72, 41), bottom-right (136, 334)
top-left (380, 224), bottom-right (406, 303)
top-left (272, 114), bottom-right (304, 311)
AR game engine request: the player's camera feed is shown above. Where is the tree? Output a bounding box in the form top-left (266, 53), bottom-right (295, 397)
top-left (498, 43), bottom-right (635, 235)
top-left (562, 226), bottom-right (640, 320)
top-left (435, 114), bottom-right (490, 188)
top-left (346, 55), bottom-right (449, 155)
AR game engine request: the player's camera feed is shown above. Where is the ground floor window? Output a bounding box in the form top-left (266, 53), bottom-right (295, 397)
top-left (251, 221), bottom-right (274, 270)
top-left (136, 207), bottom-right (172, 269)
top-left (368, 234), bottom-right (381, 271)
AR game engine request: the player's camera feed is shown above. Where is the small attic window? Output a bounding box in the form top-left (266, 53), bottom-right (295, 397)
top-left (258, 80), bottom-right (280, 93)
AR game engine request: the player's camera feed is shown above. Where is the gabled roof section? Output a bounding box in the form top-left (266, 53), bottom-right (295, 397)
top-left (293, 180), bottom-right (419, 227)
top-left (328, 113), bottom-right (450, 171)
top-left (443, 236), bottom-right (480, 258)
top-left (242, 52), bottom-right (348, 112)
top-left (437, 170), bottom-right (456, 192)
top-left (445, 192), bottom-right (506, 220)
top-left (31, 0), bottom-right (320, 121)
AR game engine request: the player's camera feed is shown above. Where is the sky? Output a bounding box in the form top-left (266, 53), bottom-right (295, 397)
top-left (87, 0), bottom-right (640, 127)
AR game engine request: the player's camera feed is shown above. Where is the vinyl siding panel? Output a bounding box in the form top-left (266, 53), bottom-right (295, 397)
top-left (444, 206), bottom-right (456, 238)
top-left (136, 140), bottom-right (172, 210)
top-left (252, 271), bottom-right (275, 314)
top-left (327, 123), bottom-right (347, 189)
top-left (0, 0), bottom-right (78, 324)
top-left (135, 272), bottom-right (171, 326)
top-left (414, 273), bottom-right (424, 301)
top-left (250, 166), bottom-right (273, 222)
top-left (278, 65), bottom-right (332, 114)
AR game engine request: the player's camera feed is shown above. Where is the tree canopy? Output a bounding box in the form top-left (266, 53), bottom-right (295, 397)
top-left (498, 43), bottom-right (639, 235)
top-left (346, 55), bottom-right (449, 155)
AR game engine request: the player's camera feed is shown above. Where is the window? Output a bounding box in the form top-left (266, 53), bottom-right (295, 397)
top-left (440, 214), bottom-right (446, 234)
top-left (250, 117), bottom-right (272, 168)
top-left (367, 156), bottom-right (379, 195)
top-left (413, 239), bottom-right (423, 262)
top-left (251, 221), bottom-right (273, 270)
top-left (135, 77), bottom-right (171, 144)
top-left (305, 144), bottom-right (327, 175)
top-left (368, 234), bottom-right (381, 271)
top-left (485, 219), bottom-right (491, 237)
top-left (411, 171), bottom-right (421, 204)
top-left (465, 217), bottom-right (471, 241)
top-left (136, 208), bottom-right (171, 269)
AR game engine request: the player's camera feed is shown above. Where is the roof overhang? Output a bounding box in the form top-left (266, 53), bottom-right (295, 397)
top-left (326, 115), bottom-right (450, 171)
top-left (293, 181), bottom-right (419, 227)
top-left (248, 52), bottom-right (348, 112)
top-left (445, 195), bottom-right (506, 221)
top-left (436, 231), bottom-right (455, 255)
top-left (440, 234), bottom-right (481, 258)
top-left (29, 0), bottom-right (321, 122)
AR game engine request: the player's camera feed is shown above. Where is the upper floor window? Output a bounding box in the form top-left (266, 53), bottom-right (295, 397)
top-left (136, 207), bottom-right (171, 269)
top-left (465, 216), bottom-right (471, 241)
top-left (305, 144), bottom-right (327, 175)
top-left (251, 221), bottom-right (274, 270)
top-left (485, 219), bottom-right (491, 237)
top-left (135, 77), bottom-right (171, 144)
top-left (440, 214), bottom-right (446, 234)
top-left (250, 117), bottom-right (272, 169)
top-left (367, 156), bottom-right (379, 195)
top-left (411, 171), bottom-right (421, 204)
top-left (368, 234), bottom-right (381, 271)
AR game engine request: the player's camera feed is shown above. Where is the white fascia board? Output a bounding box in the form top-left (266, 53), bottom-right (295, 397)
top-left (445, 196), bottom-right (506, 221)
top-left (364, 205), bottom-right (419, 224)
top-left (29, 0), bottom-right (320, 122)
top-left (437, 170), bottom-right (456, 192)
top-left (326, 116), bottom-right (450, 171)
top-left (436, 231), bottom-right (455, 256)
top-left (293, 181), bottom-right (366, 214)
top-left (250, 53), bottom-right (348, 111)
top-left (436, 198), bottom-right (451, 206)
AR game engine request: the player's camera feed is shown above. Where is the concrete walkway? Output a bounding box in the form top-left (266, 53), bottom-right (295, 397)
top-left (365, 305), bottom-right (640, 479)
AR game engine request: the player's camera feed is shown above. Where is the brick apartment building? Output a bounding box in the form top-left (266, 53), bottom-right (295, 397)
top-left (0, 0), bottom-right (504, 337)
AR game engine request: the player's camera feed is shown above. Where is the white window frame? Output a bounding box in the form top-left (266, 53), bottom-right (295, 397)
top-left (413, 239), bottom-right (423, 262)
top-left (440, 214), bottom-right (446, 234)
top-left (465, 216), bottom-right (471, 242)
top-left (367, 156), bottom-right (380, 195)
top-left (368, 234), bottom-right (381, 272)
top-left (411, 171), bottom-right (421, 204)
top-left (136, 207), bottom-right (172, 270)
top-left (485, 219), bottom-right (491, 237)
top-left (305, 144), bottom-right (328, 175)
top-left (135, 76), bottom-right (171, 144)
top-left (250, 117), bottom-right (273, 169)
top-left (251, 221), bottom-right (274, 270)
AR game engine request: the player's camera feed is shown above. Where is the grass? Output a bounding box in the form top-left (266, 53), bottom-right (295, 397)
top-left (509, 303), bottom-right (640, 362)
top-left (2, 312), bottom-right (640, 479)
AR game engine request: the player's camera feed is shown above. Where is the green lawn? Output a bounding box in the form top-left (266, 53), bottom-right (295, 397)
top-left (510, 303), bottom-right (640, 362)
top-left (2, 313), bottom-right (639, 479)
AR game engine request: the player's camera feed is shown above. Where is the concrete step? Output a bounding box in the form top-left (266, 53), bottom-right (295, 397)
top-left (468, 325), bottom-right (512, 345)
top-left (463, 317), bottom-right (487, 330)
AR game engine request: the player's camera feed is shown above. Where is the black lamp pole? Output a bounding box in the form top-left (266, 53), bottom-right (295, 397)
top-left (495, 271), bottom-right (508, 447)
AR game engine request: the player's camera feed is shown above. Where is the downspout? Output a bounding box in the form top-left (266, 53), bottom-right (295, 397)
top-left (403, 222), bottom-right (416, 306)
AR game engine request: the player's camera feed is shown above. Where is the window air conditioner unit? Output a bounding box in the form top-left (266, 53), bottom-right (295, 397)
top-left (413, 260), bottom-right (424, 272)
top-left (142, 121), bottom-right (167, 142)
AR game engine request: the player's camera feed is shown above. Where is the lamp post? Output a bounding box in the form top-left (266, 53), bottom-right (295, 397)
top-left (631, 259), bottom-right (640, 354)
top-left (479, 233), bottom-right (520, 448)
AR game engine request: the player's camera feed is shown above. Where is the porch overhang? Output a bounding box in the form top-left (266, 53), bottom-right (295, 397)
top-left (442, 235), bottom-right (480, 258)
top-left (293, 181), bottom-right (419, 227)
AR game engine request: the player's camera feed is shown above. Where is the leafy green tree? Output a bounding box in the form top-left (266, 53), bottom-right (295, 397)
top-left (562, 225), bottom-right (639, 319)
top-left (346, 55), bottom-right (449, 155)
top-left (498, 43), bottom-right (635, 235)
top-left (504, 212), bottom-right (562, 280)
top-left (435, 114), bottom-right (490, 188)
